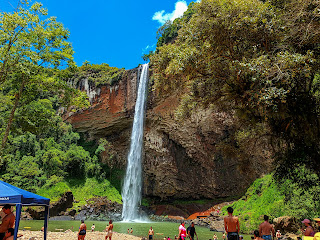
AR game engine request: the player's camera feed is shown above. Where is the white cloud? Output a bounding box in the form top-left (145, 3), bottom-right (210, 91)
top-left (152, 10), bottom-right (172, 25)
top-left (152, 0), bottom-right (188, 25)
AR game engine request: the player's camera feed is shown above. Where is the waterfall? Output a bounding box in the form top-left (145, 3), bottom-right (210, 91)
top-left (121, 63), bottom-right (149, 221)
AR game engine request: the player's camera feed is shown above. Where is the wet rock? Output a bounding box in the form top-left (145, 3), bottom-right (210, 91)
top-left (73, 196), bottom-right (122, 221)
top-left (67, 209), bottom-right (76, 216)
top-left (50, 191), bottom-right (74, 217)
top-left (74, 211), bottom-right (86, 221)
top-left (209, 220), bottom-right (224, 232)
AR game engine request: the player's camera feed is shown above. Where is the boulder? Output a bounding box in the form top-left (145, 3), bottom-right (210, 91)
top-left (210, 220), bottom-right (225, 232)
top-left (49, 191), bottom-right (74, 216)
top-left (273, 216), bottom-right (300, 233)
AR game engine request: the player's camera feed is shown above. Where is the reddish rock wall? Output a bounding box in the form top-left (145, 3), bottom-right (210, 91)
top-left (65, 66), bottom-right (273, 200)
top-left (65, 68), bottom-right (139, 139)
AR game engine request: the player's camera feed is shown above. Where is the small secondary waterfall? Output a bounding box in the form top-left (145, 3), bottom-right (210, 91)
top-left (122, 63), bottom-right (149, 221)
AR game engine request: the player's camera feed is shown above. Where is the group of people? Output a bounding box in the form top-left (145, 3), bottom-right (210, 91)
top-left (77, 219), bottom-right (113, 240)
top-left (145, 222), bottom-right (197, 240)
top-left (0, 205), bottom-right (15, 240)
top-left (176, 221), bottom-right (198, 240)
top-left (224, 206), bottom-right (320, 240)
top-left (224, 207), bottom-right (278, 240)
top-left (3, 203), bottom-right (320, 240)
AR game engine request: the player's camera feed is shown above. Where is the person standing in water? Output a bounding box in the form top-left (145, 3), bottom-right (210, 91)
top-left (105, 220), bottom-right (113, 240)
top-left (259, 215), bottom-right (275, 240)
top-left (78, 220), bottom-right (86, 240)
top-left (187, 222), bottom-right (198, 240)
top-left (178, 222), bottom-right (187, 240)
top-left (148, 226), bottom-right (154, 240)
top-left (276, 230), bottom-right (281, 240)
top-left (224, 207), bottom-right (240, 240)
top-left (223, 232), bottom-right (226, 240)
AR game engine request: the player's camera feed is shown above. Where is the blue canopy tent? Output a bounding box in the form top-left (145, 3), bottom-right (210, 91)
top-left (0, 180), bottom-right (50, 240)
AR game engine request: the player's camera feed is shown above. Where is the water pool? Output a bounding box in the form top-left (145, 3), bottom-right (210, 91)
top-left (19, 220), bottom-right (252, 240)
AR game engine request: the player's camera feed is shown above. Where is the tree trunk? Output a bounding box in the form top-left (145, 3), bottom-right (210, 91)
top-left (1, 78), bottom-right (25, 153)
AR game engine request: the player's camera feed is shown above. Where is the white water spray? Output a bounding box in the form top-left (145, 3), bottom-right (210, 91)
top-left (122, 63), bottom-right (149, 221)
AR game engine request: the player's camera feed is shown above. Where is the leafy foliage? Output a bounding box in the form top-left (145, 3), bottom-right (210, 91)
top-left (37, 178), bottom-right (122, 206)
top-left (67, 62), bottom-right (126, 87)
top-left (156, 2), bottom-right (196, 50)
top-left (222, 166), bottom-right (320, 233)
top-left (150, 0), bottom-right (320, 172)
top-left (0, 1), bottom-right (89, 151)
top-left (0, 2), bottom-right (122, 203)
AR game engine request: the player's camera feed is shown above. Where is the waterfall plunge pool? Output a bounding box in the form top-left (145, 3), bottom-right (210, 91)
top-left (18, 220), bottom-right (252, 240)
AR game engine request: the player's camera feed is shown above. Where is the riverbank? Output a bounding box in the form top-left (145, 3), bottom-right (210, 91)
top-left (16, 230), bottom-right (141, 240)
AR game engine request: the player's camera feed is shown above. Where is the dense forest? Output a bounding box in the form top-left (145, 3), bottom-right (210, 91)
top-left (1, 0), bottom-right (320, 232)
top-left (147, 0), bottom-right (320, 231)
top-left (0, 2), bottom-right (123, 204)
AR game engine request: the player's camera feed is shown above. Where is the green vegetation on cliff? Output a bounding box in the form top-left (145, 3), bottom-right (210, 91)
top-left (37, 178), bottom-right (122, 206)
top-left (0, 2), bottom-right (122, 205)
top-left (222, 166), bottom-right (320, 233)
top-left (60, 62), bottom-right (125, 88)
top-left (151, 0), bottom-right (320, 171)
top-left (151, 0), bottom-right (320, 228)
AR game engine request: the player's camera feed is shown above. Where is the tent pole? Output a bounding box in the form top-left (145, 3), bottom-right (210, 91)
top-left (13, 204), bottom-right (22, 240)
top-left (44, 205), bottom-right (49, 240)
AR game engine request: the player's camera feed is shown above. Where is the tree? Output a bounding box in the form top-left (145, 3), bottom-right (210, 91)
top-left (0, 1), bottom-right (74, 152)
top-left (150, 0), bottom-right (320, 170)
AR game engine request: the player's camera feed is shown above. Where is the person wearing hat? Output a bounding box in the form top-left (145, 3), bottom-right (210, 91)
top-left (314, 218), bottom-right (320, 232)
top-left (302, 219), bottom-right (315, 237)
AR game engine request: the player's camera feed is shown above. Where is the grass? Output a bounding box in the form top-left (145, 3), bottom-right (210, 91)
top-left (36, 177), bottom-right (122, 210)
top-left (221, 174), bottom-right (286, 233)
top-left (37, 181), bottom-right (71, 202)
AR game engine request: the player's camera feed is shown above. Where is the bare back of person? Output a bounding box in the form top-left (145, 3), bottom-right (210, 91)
top-left (224, 216), bottom-right (240, 233)
top-left (259, 222), bottom-right (274, 236)
top-left (78, 223), bottom-right (86, 240)
top-left (80, 223), bottom-right (86, 230)
top-left (108, 224), bottom-right (113, 231)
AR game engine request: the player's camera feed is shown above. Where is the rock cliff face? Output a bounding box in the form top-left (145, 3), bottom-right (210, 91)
top-left (65, 66), bottom-right (273, 201)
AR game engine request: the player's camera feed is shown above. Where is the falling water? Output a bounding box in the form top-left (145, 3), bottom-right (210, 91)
top-left (122, 63), bottom-right (149, 221)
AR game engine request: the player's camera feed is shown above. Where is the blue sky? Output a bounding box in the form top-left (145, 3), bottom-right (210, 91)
top-left (0, 0), bottom-right (197, 69)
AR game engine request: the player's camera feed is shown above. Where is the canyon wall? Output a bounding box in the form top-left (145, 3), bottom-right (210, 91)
top-left (65, 66), bottom-right (273, 201)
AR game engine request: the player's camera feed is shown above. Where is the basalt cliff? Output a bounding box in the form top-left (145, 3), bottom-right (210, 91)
top-left (65, 66), bottom-right (273, 201)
